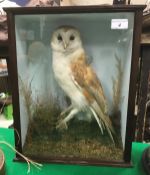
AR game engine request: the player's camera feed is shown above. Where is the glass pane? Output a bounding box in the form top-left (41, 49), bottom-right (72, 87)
top-left (15, 12), bottom-right (134, 162)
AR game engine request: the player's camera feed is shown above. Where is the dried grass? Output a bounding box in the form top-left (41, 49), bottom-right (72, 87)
top-left (111, 55), bottom-right (123, 131)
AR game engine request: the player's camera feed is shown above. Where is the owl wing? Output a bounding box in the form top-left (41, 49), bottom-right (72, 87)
top-left (71, 53), bottom-right (115, 142)
top-left (70, 53), bottom-right (108, 114)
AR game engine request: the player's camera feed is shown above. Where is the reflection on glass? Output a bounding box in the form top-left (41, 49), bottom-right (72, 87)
top-left (15, 12), bottom-right (134, 161)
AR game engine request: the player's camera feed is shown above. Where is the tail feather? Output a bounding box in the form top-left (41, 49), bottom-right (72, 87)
top-left (89, 107), bottom-right (104, 134)
top-left (90, 101), bottom-right (115, 143)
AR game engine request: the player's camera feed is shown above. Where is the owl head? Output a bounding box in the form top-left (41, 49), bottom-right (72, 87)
top-left (51, 26), bottom-right (83, 53)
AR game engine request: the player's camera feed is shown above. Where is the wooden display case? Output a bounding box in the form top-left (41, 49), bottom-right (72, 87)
top-left (5, 5), bottom-right (145, 167)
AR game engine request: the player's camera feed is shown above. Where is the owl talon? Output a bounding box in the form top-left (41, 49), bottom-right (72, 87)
top-left (56, 120), bottom-right (68, 130)
top-left (59, 112), bottom-right (66, 120)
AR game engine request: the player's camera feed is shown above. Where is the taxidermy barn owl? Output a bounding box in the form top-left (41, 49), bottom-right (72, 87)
top-left (51, 26), bottom-right (114, 142)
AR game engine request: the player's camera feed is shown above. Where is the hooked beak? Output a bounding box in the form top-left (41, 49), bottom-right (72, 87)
top-left (63, 40), bottom-right (68, 49)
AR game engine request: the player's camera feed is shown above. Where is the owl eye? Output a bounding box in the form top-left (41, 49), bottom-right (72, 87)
top-left (70, 35), bottom-right (75, 41)
top-left (57, 34), bottom-right (62, 41)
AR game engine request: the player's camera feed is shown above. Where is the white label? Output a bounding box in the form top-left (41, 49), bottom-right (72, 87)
top-left (111, 19), bottom-right (128, 29)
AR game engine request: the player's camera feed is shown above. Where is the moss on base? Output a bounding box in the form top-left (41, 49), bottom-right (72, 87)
top-left (23, 105), bottom-right (123, 161)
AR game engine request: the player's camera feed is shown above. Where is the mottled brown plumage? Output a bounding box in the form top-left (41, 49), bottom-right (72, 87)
top-left (70, 53), bottom-right (108, 114)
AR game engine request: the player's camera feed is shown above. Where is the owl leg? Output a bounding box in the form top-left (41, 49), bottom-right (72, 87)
top-left (60, 105), bottom-right (73, 117)
top-left (56, 108), bottom-right (79, 130)
top-left (57, 105), bottom-right (73, 127)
